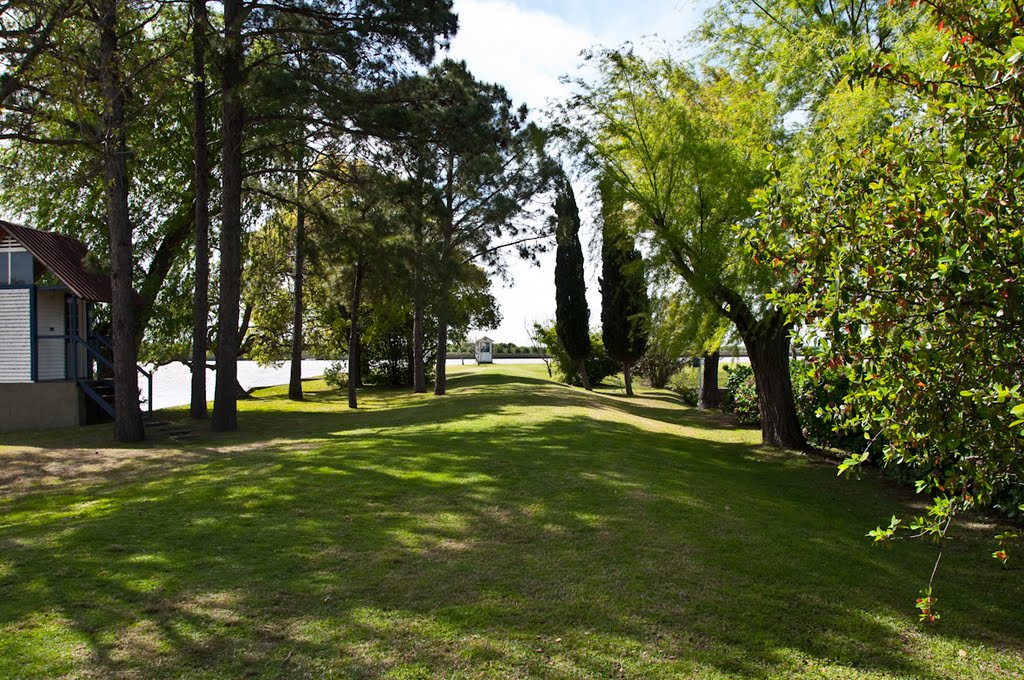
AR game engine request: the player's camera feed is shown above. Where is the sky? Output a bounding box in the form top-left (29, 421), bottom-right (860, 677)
top-left (444, 0), bottom-right (709, 345)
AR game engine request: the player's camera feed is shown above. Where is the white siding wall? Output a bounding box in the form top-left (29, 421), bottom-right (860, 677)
top-left (36, 290), bottom-right (66, 381)
top-left (71, 301), bottom-right (89, 379)
top-left (0, 288), bottom-right (31, 383)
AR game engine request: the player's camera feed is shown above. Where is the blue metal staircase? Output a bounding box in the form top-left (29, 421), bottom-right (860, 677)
top-left (71, 332), bottom-right (152, 423)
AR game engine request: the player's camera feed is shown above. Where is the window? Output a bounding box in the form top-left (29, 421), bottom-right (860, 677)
top-left (0, 253), bottom-right (7, 283)
top-left (8, 251), bottom-right (33, 285)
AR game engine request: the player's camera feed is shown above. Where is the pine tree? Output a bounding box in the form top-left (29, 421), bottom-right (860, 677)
top-left (599, 178), bottom-right (649, 396)
top-left (210, 0), bottom-right (457, 430)
top-left (552, 170), bottom-right (592, 390)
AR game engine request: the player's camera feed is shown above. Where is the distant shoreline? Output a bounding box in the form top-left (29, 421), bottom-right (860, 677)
top-left (142, 358), bottom-right (550, 410)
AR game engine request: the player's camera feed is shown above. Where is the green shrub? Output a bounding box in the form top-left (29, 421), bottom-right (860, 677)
top-left (721, 364), bottom-right (759, 425)
top-left (636, 351), bottom-right (684, 389)
top-left (720, 359), bottom-right (1024, 518)
top-left (668, 367), bottom-right (698, 406)
top-left (790, 360), bottom-right (867, 453)
top-left (323, 362), bottom-right (348, 390)
top-left (792, 359), bottom-right (1022, 516)
top-left (535, 323), bottom-right (618, 387)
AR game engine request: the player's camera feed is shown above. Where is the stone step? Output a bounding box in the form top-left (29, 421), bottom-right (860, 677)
top-left (169, 433), bottom-right (199, 442)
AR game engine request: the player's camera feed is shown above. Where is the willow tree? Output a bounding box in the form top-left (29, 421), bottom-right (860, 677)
top-left (565, 52), bottom-right (804, 448)
top-left (699, 0), bottom-right (919, 116)
top-left (652, 285), bottom-right (731, 407)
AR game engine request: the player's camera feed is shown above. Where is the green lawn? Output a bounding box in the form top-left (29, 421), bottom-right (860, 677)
top-left (1, 364), bottom-right (1021, 679)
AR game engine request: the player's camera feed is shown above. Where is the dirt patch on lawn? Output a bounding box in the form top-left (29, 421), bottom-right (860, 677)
top-left (0, 428), bottom-right (332, 500)
top-left (0, 444), bottom-right (208, 499)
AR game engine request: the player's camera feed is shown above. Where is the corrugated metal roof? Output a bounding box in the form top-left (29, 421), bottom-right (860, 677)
top-left (0, 220), bottom-right (128, 304)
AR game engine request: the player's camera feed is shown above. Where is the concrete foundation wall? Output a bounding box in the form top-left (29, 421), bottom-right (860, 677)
top-left (0, 382), bottom-right (84, 433)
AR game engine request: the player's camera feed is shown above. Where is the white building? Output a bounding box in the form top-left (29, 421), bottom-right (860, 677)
top-left (474, 336), bottom-right (493, 364)
top-left (0, 220), bottom-right (146, 432)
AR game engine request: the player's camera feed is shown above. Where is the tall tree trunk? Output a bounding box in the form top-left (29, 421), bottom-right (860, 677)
top-left (577, 358), bottom-right (592, 391)
top-left (410, 162), bottom-right (428, 394)
top-left (433, 274), bottom-right (450, 395)
top-left (99, 0), bottom-right (144, 443)
top-left (212, 0), bottom-right (243, 432)
top-left (577, 358), bottom-right (593, 391)
top-left (701, 349), bottom-right (720, 409)
top-left (412, 288), bottom-right (426, 393)
top-left (405, 321), bottom-right (415, 388)
top-left (190, 0), bottom-right (210, 419)
top-left (348, 258), bottom-right (365, 408)
top-left (433, 153), bottom-right (455, 397)
top-left (705, 279), bottom-right (805, 449)
top-left (288, 174), bottom-right (306, 401)
top-left (743, 326), bottom-right (805, 449)
top-left (623, 360), bottom-right (633, 396)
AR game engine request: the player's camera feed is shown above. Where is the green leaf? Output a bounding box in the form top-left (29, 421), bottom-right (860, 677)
top-left (837, 452), bottom-right (870, 477)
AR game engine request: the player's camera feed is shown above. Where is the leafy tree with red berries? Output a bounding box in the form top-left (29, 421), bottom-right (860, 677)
top-left (751, 0), bottom-right (1024, 617)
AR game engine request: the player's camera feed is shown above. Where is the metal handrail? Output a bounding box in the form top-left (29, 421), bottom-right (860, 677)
top-left (71, 334), bottom-right (153, 416)
top-left (91, 333), bottom-right (152, 378)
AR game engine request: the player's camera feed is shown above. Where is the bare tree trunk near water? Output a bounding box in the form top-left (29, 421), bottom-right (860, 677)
top-left (348, 258), bottom-right (365, 408)
top-left (700, 350), bottom-right (720, 409)
top-left (99, 0), bottom-right (145, 442)
top-left (190, 0), bottom-right (210, 420)
top-left (211, 0), bottom-right (244, 432)
top-left (288, 171), bottom-right (306, 401)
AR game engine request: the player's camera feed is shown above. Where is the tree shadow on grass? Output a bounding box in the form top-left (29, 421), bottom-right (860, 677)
top-left (1, 372), bottom-right (1023, 678)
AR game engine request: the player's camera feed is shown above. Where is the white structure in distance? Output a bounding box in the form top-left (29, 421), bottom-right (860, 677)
top-left (474, 336), bottom-right (493, 364)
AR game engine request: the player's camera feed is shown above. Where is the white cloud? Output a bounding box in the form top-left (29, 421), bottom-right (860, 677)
top-left (447, 0), bottom-right (593, 112)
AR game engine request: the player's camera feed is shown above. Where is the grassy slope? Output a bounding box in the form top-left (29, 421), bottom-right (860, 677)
top-left (0, 364), bottom-right (1021, 679)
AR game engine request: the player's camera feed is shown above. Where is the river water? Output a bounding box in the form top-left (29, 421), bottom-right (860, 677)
top-left (141, 358), bottom-right (545, 411)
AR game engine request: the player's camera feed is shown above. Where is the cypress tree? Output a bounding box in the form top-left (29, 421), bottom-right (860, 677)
top-left (599, 177), bottom-right (649, 396)
top-left (553, 170), bottom-right (592, 390)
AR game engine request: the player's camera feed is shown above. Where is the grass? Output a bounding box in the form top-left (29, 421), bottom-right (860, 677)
top-left (1, 363), bottom-right (1022, 679)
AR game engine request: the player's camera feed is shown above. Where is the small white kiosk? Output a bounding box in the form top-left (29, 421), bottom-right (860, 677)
top-left (474, 336), bottom-right (493, 364)
top-left (0, 220), bottom-right (146, 432)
